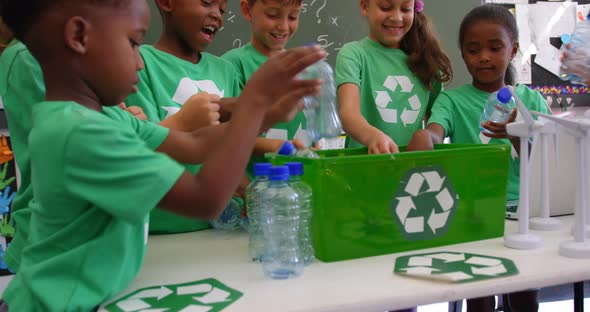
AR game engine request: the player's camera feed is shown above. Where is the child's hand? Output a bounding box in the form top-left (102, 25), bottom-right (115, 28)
top-left (406, 129), bottom-right (435, 152)
top-left (162, 92), bottom-right (221, 131)
top-left (118, 103), bottom-right (148, 121)
top-left (367, 131), bottom-right (399, 154)
top-left (241, 45), bottom-right (325, 125)
top-left (481, 108), bottom-right (518, 139)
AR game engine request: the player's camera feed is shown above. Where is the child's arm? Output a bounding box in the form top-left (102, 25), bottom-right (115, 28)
top-left (338, 83), bottom-right (399, 154)
top-left (157, 46), bottom-right (325, 219)
top-left (406, 123), bottom-right (445, 152)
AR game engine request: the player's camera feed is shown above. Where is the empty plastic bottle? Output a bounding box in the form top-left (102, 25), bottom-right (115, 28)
top-left (277, 141), bottom-right (320, 159)
top-left (479, 87), bottom-right (516, 133)
top-left (210, 197), bottom-right (243, 230)
top-left (261, 166), bottom-right (304, 279)
top-left (285, 162), bottom-right (315, 265)
top-left (298, 59), bottom-right (343, 143)
top-left (560, 13), bottom-right (590, 85)
top-left (245, 163), bottom-right (272, 262)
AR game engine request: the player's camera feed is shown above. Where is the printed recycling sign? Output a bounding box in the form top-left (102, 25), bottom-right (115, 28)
top-left (394, 251), bottom-right (519, 283)
top-left (391, 166), bottom-right (459, 240)
top-left (104, 278), bottom-right (242, 312)
top-left (375, 75), bottom-right (422, 126)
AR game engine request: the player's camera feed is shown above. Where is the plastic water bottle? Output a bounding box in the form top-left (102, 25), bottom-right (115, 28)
top-left (479, 87), bottom-right (516, 133)
top-left (298, 60), bottom-right (343, 143)
top-left (285, 162), bottom-right (315, 265)
top-left (261, 166), bottom-right (303, 279)
top-left (210, 197), bottom-right (243, 230)
top-left (277, 141), bottom-right (320, 159)
top-left (245, 163), bottom-right (272, 262)
top-left (560, 13), bottom-right (590, 85)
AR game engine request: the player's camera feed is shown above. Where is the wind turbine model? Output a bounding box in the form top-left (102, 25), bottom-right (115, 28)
top-left (503, 86), bottom-right (543, 249)
top-left (529, 115), bottom-right (562, 231)
top-left (532, 111), bottom-right (590, 258)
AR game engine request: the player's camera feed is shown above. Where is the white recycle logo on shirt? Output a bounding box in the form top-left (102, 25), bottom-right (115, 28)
top-left (164, 78), bottom-right (226, 118)
top-left (391, 167), bottom-right (459, 240)
top-left (394, 251), bottom-right (519, 283)
top-left (375, 75), bottom-right (422, 126)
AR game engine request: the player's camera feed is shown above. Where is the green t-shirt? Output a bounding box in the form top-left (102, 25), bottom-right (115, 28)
top-left (223, 42), bottom-right (309, 144)
top-left (335, 37), bottom-right (442, 147)
top-left (126, 45), bottom-right (241, 233)
top-left (427, 84), bottom-right (550, 201)
top-left (0, 41), bottom-right (45, 272)
top-left (2, 101), bottom-right (184, 311)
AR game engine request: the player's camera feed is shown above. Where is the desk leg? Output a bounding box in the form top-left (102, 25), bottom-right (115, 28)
top-left (574, 281), bottom-right (584, 312)
top-left (448, 300), bottom-right (462, 312)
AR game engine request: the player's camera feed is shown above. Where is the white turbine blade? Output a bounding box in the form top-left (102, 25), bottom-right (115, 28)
top-left (529, 133), bottom-right (540, 173)
top-left (507, 85), bottom-right (535, 125)
top-left (532, 111), bottom-right (590, 132)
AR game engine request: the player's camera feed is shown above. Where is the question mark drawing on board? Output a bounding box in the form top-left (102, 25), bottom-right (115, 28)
top-left (310, 0), bottom-right (327, 24)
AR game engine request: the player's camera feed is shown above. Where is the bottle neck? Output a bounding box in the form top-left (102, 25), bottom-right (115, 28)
top-left (270, 179), bottom-right (289, 187)
top-left (289, 175), bottom-right (303, 182)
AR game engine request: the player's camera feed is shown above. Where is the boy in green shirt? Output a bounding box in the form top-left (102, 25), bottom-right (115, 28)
top-left (0, 0), bottom-right (323, 310)
top-left (223, 0), bottom-right (308, 145)
top-left (0, 40), bottom-right (148, 273)
top-left (125, 0), bottom-right (250, 234)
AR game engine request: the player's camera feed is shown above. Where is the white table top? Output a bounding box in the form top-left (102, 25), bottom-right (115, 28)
top-left (98, 216), bottom-right (589, 311)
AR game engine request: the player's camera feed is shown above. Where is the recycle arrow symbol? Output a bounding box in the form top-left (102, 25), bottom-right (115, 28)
top-left (426, 253), bottom-right (466, 263)
top-left (131, 287), bottom-right (173, 301)
top-left (427, 210), bottom-right (450, 234)
top-left (376, 91), bottom-right (392, 108)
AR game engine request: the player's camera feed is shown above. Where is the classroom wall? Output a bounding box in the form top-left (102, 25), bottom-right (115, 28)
top-left (144, 0), bottom-right (482, 88)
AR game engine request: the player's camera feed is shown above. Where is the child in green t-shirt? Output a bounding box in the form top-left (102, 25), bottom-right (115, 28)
top-left (125, 0), bottom-right (247, 234)
top-left (336, 0), bottom-right (452, 154)
top-left (223, 0), bottom-right (309, 146)
top-left (0, 40), bottom-right (152, 273)
top-left (0, 1), bottom-right (323, 310)
top-left (406, 4), bottom-right (549, 312)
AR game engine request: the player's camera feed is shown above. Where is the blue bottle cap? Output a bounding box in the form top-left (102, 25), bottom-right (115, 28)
top-left (253, 163), bottom-right (272, 177)
top-left (277, 141), bottom-right (295, 156)
top-left (497, 87), bottom-right (513, 104)
top-left (561, 34), bottom-right (571, 45)
top-left (269, 166), bottom-right (290, 181)
top-left (285, 162), bottom-right (304, 176)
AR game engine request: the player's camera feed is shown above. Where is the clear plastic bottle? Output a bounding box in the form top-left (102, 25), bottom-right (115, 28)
top-left (298, 60), bottom-right (343, 142)
top-left (560, 13), bottom-right (590, 85)
top-left (285, 162), bottom-right (315, 265)
top-left (277, 141), bottom-right (320, 159)
top-left (210, 197), bottom-right (243, 230)
top-left (479, 87), bottom-right (516, 133)
top-left (245, 163), bottom-right (272, 262)
top-left (261, 166), bottom-right (304, 279)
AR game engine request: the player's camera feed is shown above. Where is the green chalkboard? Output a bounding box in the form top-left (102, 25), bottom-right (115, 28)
top-left (145, 0), bottom-right (483, 87)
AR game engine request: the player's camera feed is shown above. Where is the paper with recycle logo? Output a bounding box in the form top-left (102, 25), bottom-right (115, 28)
top-left (102, 278), bottom-right (242, 312)
top-left (394, 251), bottom-right (518, 283)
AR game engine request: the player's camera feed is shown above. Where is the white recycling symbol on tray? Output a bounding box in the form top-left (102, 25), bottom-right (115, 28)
top-left (392, 167), bottom-right (459, 240)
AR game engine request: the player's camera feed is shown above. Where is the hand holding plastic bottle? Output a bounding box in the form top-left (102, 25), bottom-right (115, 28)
top-left (480, 108), bottom-right (517, 139)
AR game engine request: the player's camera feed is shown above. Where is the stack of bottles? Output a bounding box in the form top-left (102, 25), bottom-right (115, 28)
top-left (245, 163), bottom-right (314, 279)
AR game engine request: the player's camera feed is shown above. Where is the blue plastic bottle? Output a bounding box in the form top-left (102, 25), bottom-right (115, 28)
top-left (298, 60), bottom-right (343, 143)
top-left (560, 13), bottom-right (590, 85)
top-left (261, 166), bottom-right (304, 279)
top-left (210, 197), bottom-right (243, 230)
top-left (285, 162), bottom-right (315, 265)
top-left (278, 141), bottom-right (320, 159)
top-left (479, 87), bottom-right (516, 133)
top-left (245, 163), bottom-right (272, 262)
